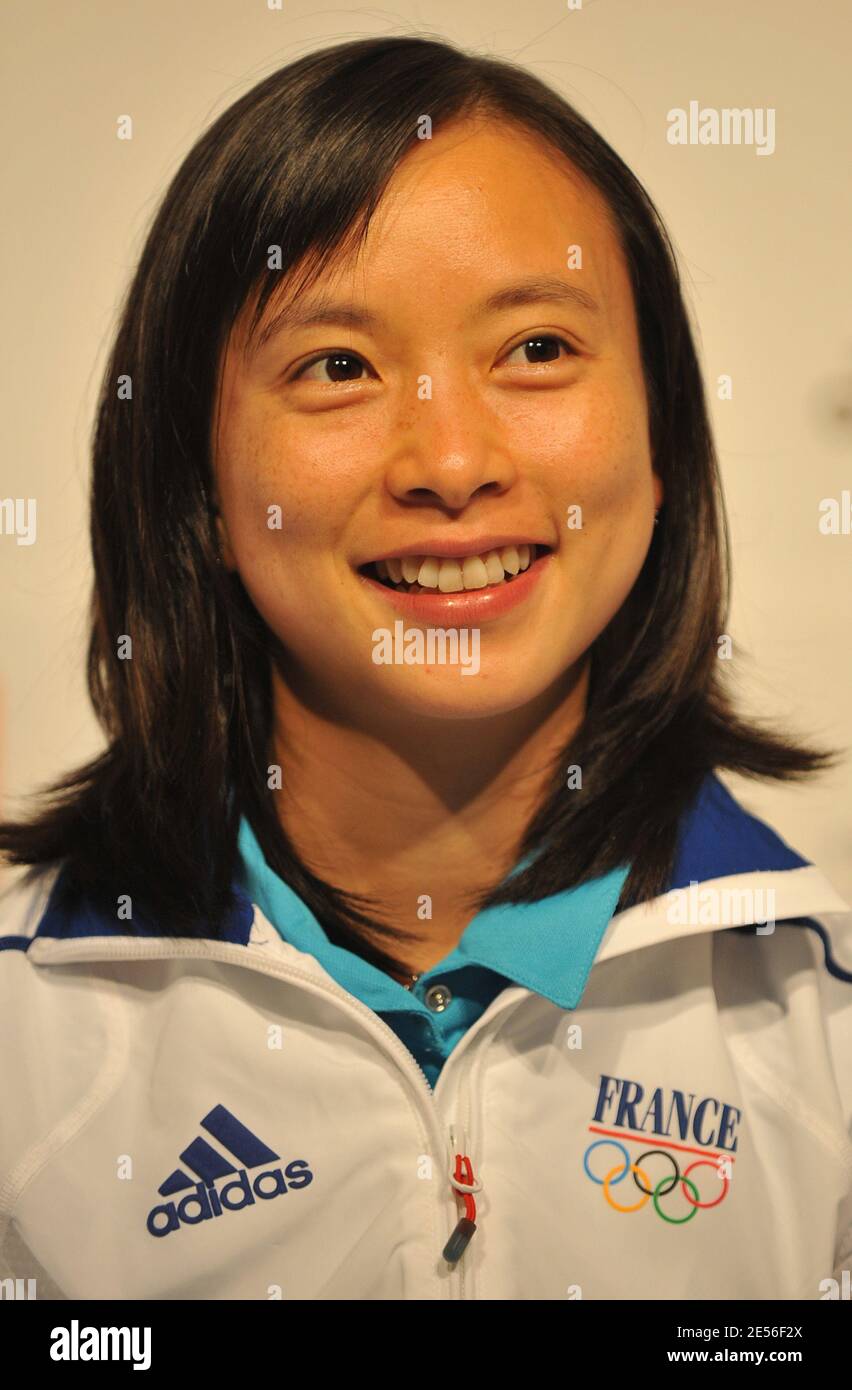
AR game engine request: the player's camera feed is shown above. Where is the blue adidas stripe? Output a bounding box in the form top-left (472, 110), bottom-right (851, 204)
top-left (159, 1105), bottom-right (280, 1195)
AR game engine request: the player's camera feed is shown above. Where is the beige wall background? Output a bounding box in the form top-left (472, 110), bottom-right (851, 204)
top-left (1, 0), bottom-right (850, 897)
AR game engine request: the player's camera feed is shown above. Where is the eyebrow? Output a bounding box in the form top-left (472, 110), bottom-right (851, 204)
top-left (248, 274), bottom-right (602, 358)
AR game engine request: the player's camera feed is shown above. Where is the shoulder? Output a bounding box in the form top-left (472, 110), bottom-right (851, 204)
top-left (815, 911), bottom-right (852, 1121)
top-left (714, 913), bottom-right (852, 1165)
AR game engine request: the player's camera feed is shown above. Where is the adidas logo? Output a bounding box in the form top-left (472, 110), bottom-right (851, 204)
top-left (146, 1103), bottom-right (313, 1238)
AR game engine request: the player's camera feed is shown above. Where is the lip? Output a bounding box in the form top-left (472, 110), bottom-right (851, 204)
top-left (360, 535), bottom-right (551, 563)
top-left (358, 546), bottom-right (554, 624)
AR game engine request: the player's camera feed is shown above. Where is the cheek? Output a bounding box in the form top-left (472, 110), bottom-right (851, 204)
top-left (218, 411), bottom-right (361, 561)
top-left (541, 380), bottom-right (655, 613)
top-left (553, 380), bottom-right (649, 501)
top-left (215, 414), bottom-right (372, 657)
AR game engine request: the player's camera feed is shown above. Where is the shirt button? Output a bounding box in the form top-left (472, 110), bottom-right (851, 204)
top-left (424, 983), bottom-right (453, 1012)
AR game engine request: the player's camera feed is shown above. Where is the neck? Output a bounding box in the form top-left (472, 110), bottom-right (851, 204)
top-left (266, 656), bottom-right (590, 971)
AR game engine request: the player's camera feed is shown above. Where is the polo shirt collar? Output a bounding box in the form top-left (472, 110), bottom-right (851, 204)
top-left (235, 815), bottom-right (630, 1015)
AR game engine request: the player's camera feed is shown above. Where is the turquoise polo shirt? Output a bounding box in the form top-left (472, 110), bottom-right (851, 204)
top-left (236, 816), bottom-right (630, 1088)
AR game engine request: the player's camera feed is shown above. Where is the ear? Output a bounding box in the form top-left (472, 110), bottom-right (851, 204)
top-left (214, 507), bottom-right (237, 571)
top-left (652, 469), bottom-right (665, 512)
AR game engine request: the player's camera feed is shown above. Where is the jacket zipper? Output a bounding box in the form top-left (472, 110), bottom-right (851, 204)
top-left (444, 1038), bottom-right (482, 1300)
top-left (444, 1119), bottom-right (479, 1299)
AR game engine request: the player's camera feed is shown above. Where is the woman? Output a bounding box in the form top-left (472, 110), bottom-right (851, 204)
top-left (0, 34), bottom-right (850, 1301)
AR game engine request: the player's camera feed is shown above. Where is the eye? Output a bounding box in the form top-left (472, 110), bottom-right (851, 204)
top-left (504, 334), bottom-right (577, 369)
top-left (290, 351), bottom-right (370, 384)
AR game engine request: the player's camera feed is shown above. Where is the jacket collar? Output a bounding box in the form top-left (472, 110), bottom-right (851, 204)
top-left (234, 772), bottom-right (851, 1009)
top-left (23, 773), bottom-right (851, 1000)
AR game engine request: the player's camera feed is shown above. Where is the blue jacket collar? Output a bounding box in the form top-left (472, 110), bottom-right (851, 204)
top-left (231, 771), bottom-right (823, 1012)
top-left (670, 773), bottom-right (809, 884)
top-left (29, 773), bottom-right (849, 1000)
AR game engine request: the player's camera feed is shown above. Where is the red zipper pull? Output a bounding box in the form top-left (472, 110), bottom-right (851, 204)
top-left (443, 1126), bottom-right (481, 1264)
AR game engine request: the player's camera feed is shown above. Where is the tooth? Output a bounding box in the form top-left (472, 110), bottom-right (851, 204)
top-left (437, 559), bottom-right (464, 593)
top-left (417, 557), bottom-right (440, 588)
top-left (499, 545), bottom-right (520, 575)
top-left (376, 559), bottom-right (389, 580)
top-left (483, 551), bottom-right (506, 584)
top-left (394, 549), bottom-right (535, 588)
top-left (461, 556), bottom-right (489, 589)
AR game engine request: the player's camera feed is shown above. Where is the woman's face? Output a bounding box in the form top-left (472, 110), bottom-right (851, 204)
top-left (212, 117), bottom-right (662, 724)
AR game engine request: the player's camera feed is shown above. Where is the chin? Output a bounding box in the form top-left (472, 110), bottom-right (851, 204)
top-left (374, 668), bottom-right (555, 721)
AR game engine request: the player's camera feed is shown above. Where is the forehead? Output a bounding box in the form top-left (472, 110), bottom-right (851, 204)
top-left (366, 116), bottom-right (619, 270)
top-left (231, 116), bottom-right (631, 362)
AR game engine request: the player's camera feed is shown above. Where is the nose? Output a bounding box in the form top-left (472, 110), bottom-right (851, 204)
top-left (383, 389), bottom-right (518, 511)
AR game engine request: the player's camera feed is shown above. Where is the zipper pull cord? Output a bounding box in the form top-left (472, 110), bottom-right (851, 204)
top-left (442, 1126), bottom-right (481, 1264)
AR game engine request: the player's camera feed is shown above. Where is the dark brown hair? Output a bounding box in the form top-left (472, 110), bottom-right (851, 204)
top-left (0, 34), bottom-right (834, 975)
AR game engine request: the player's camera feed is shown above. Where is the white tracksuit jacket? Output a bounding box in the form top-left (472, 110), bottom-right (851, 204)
top-left (1, 782), bottom-right (851, 1302)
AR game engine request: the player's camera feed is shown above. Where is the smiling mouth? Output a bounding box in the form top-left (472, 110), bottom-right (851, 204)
top-left (359, 543), bottom-right (551, 595)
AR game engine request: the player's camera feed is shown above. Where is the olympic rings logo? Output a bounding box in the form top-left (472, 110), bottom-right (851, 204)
top-left (582, 1139), bottom-right (730, 1223)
